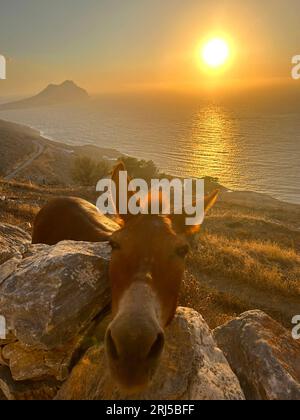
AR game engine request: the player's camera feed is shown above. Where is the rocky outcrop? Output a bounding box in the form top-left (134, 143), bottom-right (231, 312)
top-left (0, 241), bottom-right (111, 399)
top-left (0, 241), bottom-right (111, 349)
top-left (213, 310), bottom-right (300, 400)
top-left (0, 223), bottom-right (30, 265)
top-left (56, 307), bottom-right (244, 400)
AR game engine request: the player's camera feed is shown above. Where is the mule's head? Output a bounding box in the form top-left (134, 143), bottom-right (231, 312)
top-left (105, 163), bottom-right (218, 392)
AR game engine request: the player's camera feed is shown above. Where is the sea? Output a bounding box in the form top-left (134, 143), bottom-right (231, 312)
top-left (0, 92), bottom-right (299, 204)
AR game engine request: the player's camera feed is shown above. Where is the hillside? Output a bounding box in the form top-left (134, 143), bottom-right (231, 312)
top-left (0, 120), bottom-right (41, 176)
top-left (0, 119), bottom-right (121, 184)
top-left (0, 81), bottom-right (89, 110)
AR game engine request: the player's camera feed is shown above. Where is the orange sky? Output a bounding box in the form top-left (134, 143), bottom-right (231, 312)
top-left (0, 0), bottom-right (299, 96)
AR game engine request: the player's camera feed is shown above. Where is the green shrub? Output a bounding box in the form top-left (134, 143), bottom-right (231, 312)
top-left (121, 156), bottom-right (159, 182)
top-left (71, 156), bottom-right (109, 186)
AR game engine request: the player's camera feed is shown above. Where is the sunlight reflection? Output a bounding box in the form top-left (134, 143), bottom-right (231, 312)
top-left (188, 104), bottom-right (240, 183)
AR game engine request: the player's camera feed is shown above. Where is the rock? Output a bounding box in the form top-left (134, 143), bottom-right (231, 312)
top-left (0, 240), bottom-right (112, 398)
top-left (0, 366), bottom-right (59, 400)
top-left (2, 340), bottom-right (78, 381)
top-left (56, 307), bottom-right (245, 400)
top-left (213, 310), bottom-right (300, 400)
top-left (0, 257), bottom-right (24, 287)
top-left (0, 241), bottom-right (111, 349)
top-left (0, 312), bottom-right (112, 382)
top-left (0, 223), bottom-right (30, 265)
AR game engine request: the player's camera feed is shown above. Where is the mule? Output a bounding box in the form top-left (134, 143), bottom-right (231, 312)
top-left (32, 162), bottom-right (219, 392)
top-left (32, 196), bottom-right (119, 245)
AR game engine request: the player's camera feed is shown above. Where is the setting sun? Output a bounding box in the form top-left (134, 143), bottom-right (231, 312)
top-left (202, 38), bottom-right (230, 68)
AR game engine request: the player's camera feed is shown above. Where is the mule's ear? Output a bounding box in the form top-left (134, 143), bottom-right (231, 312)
top-left (204, 189), bottom-right (219, 214)
top-left (111, 161), bottom-right (127, 183)
top-left (170, 189), bottom-right (219, 236)
top-left (111, 161), bottom-right (133, 223)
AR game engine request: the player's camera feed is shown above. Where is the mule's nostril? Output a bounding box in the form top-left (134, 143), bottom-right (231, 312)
top-left (106, 329), bottom-right (119, 361)
top-left (147, 332), bottom-right (165, 361)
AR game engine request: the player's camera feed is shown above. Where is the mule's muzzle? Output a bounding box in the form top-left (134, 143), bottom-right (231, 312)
top-left (105, 314), bottom-right (165, 392)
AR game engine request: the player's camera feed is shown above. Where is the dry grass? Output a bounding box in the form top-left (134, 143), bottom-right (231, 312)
top-left (179, 272), bottom-right (251, 329)
top-left (0, 200), bottom-right (39, 229)
top-left (188, 233), bottom-right (300, 297)
top-left (177, 239), bottom-right (299, 329)
top-left (179, 203), bottom-right (300, 328)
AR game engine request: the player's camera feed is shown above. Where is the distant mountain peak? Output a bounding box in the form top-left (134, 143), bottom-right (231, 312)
top-left (36, 80), bottom-right (89, 99)
top-left (0, 81), bottom-right (89, 110)
top-left (62, 80), bottom-right (74, 85)
top-left (46, 80), bottom-right (78, 89)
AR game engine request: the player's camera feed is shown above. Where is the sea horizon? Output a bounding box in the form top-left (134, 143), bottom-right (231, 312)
top-left (0, 92), bottom-right (299, 205)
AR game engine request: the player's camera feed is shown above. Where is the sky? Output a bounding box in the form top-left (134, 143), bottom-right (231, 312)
top-left (0, 0), bottom-right (300, 96)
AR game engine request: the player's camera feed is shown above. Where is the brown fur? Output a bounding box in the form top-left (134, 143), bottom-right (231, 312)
top-left (32, 162), bottom-right (219, 391)
top-left (32, 196), bottom-right (118, 245)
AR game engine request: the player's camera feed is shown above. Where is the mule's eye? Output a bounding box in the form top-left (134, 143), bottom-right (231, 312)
top-left (176, 244), bottom-right (190, 258)
top-left (109, 240), bottom-right (121, 251)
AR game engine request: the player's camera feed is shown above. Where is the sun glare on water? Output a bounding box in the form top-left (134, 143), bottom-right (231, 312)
top-left (202, 38), bottom-right (230, 69)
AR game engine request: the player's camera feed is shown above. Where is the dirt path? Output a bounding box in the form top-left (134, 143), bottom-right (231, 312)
top-left (4, 141), bottom-right (45, 181)
top-left (198, 273), bottom-right (300, 322)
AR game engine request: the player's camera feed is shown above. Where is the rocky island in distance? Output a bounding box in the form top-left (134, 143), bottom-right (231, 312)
top-left (0, 80), bottom-right (90, 110)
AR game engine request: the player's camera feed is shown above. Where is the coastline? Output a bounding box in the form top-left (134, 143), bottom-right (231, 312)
top-left (27, 127), bottom-right (300, 211)
top-left (0, 116), bottom-right (299, 211)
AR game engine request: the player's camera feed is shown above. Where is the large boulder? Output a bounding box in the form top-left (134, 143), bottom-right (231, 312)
top-left (0, 241), bottom-right (112, 398)
top-left (0, 223), bottom-right (30, 265)
top-left (0, 311), bottom-right (112, 384)
top-left (213, 310), bottom-right (300, 400)
top-left (0, 241), bottom-right (111, 349)
top-left (56, 307), bottom-right (245, 400)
